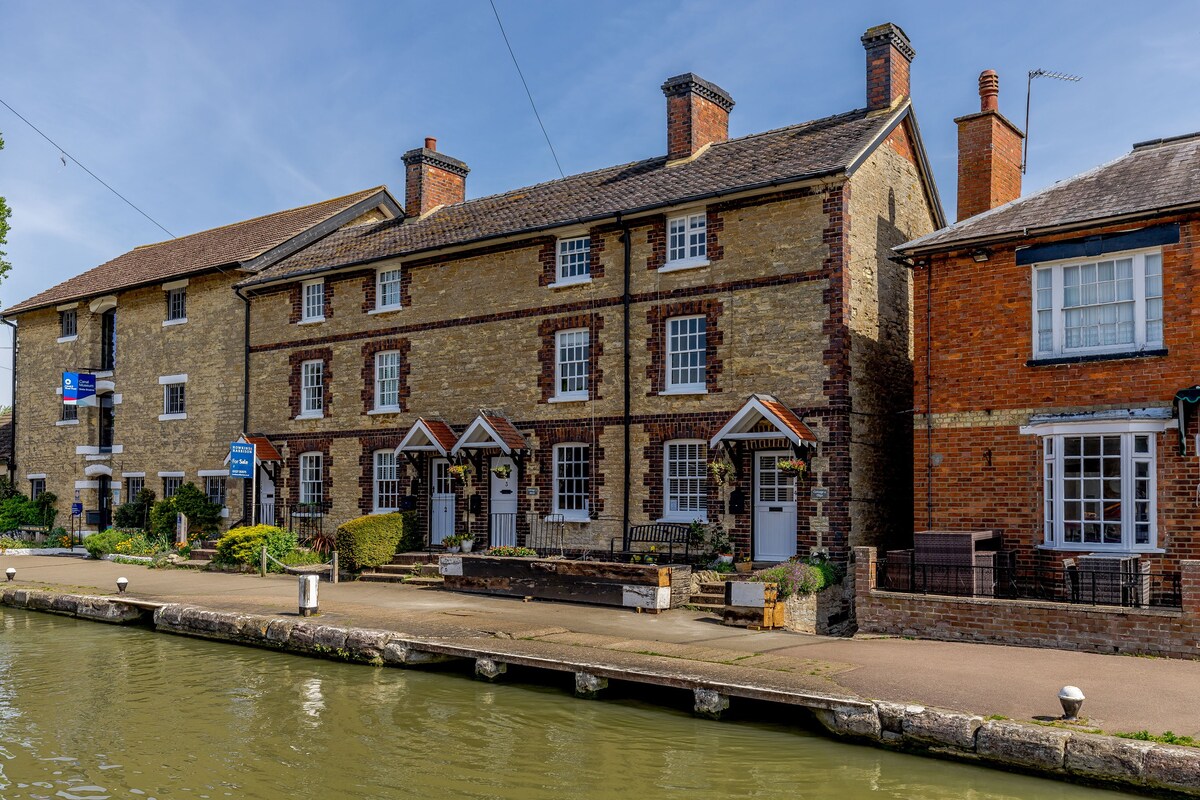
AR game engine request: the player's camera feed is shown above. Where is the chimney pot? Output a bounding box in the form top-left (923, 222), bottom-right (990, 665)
top-left (661, 73), bottom-right (734, 161)
top-left (402, 139), bottom-right (469, 216)
top-left (979, 70), bottom-right (999, 112)
top-left (425, 137), bottom-right (437, 151)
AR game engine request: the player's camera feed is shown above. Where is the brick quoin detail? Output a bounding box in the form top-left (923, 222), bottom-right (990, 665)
top-left (819, 183), bottom-right (852, 560)
top-left (285, 438), bottom-right (332, 507)
top-left (357, 432), bottom-right (408, 515)
top-left (536, 229), bottom-right (610, 288)
top-left (287, 347), bottom-right (333, 419)
top-left (537, 314), bottom-right (604, 403)
top-left (645, 213), bottom-right (724, 270)
top-left (360, 266), bottom-right (412, 313)
top-left (359, 337), bottom-right (411, 413)
top-left (645, 299), bottom-right (725, 395)
top-left (531, 421), bottom-right (606, 518)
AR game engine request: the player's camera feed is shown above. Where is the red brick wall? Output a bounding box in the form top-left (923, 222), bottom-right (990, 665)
top-left (405, 161), bottom-right (465, 216)
top-left (855, 547), bottom-right (1200, 659)
top-left (865, 40), bottom-right (910, 111)
top-left (666, 91), bottom-right (729, 161)
top-left (956, 112), bottom-right (1023, 222)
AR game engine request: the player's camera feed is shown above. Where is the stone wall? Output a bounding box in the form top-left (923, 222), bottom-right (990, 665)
top-left (855, 547), bottom-right (1200, 659)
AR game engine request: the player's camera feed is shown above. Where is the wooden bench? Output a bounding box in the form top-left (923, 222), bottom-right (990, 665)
top-left (610, 523), bottom-right (692, 563)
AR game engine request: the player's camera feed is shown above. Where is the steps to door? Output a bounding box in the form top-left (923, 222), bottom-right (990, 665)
top-left (688, 581), bottom-right (727, 614)
top-left (357, 552), bottom-right (445, 586)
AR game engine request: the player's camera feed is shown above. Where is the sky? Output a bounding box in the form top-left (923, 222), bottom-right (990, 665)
top-left (0, 0), bottom-right (1198, 405)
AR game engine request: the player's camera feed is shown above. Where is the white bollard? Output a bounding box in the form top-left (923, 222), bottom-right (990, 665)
top-left (299, 574), bottom-right (319, 617)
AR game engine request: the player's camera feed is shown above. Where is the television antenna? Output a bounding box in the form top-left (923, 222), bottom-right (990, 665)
top-left (1023, 69), bottom-right (1082, 174)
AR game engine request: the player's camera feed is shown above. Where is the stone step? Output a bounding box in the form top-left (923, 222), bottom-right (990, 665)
top-left (358, 572), bottom-right (407, 583)
top-left (374, 564), bottom-right (417, 575)
top-left (390, 551), bottom-right (440, 566)
top-left (190, 548), bottom-right (217, 562)
top-left (405, 576), bottom-right (444, 587)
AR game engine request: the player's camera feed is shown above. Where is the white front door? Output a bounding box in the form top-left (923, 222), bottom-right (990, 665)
top-left (489, 456), bottom-right (518, 547)
top-left (754, 451), bottom-right (798, 562)
top-left (430, 458), bottom-right (455, 545)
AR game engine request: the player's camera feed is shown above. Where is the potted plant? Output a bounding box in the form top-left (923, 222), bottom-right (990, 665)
top-left (490, 464), bottom-right (512, 480)
top-left (443, 534), bottom-right (462, 553)
top-left (777, 458), bottom-right (807, 476)
top-left (460, 535), bottom-right (475, 553)
top-left (735, 554), bottom-right (753, 574)
top-left (708, 459), bottom-right (734, 487)
top-left (643, 545), bottom-right (658, 565)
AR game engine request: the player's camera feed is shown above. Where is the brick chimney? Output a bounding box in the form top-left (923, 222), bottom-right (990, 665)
top-left (861, 23), bottom-right (915, 112)
top-left (402, 137), bottom-right (469, 216)
top-left (661, 73), bottom-right (735, 161)
top-left (955, 70), bottom-right (1025, 222)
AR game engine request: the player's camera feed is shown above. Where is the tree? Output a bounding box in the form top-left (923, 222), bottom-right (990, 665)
top-left (0, 131), bottom-right (10, 283)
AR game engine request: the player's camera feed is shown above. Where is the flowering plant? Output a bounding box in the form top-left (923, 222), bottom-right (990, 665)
top-left (708, 460), bottom-right (734, 486)
top-left (777, 459), bottom-right (807, 475)
top-left (490, 464), bottom-right (512, 480)
top-left (448, 464), bottom-right (472, 482)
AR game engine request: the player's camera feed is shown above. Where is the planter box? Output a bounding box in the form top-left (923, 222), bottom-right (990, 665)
top-left (783, 581), bottom-right (854, 635)
top-left (722, 581), bottom-right (785, 629)
top-left (439, 555), bottom-right (691, 611)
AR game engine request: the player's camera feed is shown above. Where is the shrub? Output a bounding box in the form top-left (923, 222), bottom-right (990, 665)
top-left (0, 492), bottom-right (57, 532)
top-left (487, 546), bottom-right (539, 558)
top-left (335, 513), bottom-right (406, 570)
top-left (751, 561), bottom-right (827, 598)
top-left (214, 525), bottom-right (296, 566)
top-left (114, 488), bottom-right (156, 529)
top-left (148, 499), bottom-right (177, 543)
top-left (83, 528), bottom-right (161, 559)
top-left (172, 482), bottom-right (221, 537)
top-left (396, 510), bottom-right (420, 552)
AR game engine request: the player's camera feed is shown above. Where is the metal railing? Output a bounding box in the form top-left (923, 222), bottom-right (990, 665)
top-left (287, 501), bottom-right (331, 544)
top-left (257, 502), bottom-right (277, 527)
top-left (875, 556), bottom-right (1182, 610)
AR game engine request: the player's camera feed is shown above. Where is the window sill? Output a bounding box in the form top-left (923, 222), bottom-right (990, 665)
top-left (547, 277), bottom-right (592, 290)
top-left (1036, 544), bottom-right (1165, 555)
top-left (162, 318), bottom-right (188, 327)
top-left (56, 420), bottom-right (80, 426)
top-left (659, 388), bottom-right (707, 396)
top-left (367, 407), bottom-right (402, 415)
top-left (95, 371), bottom-right (113, 379)
top-left (57, 335), bottom-right (77, 344)
top-left (297, 317), bottom-right (326, 326)
top-left (659, 258), bottom-right (710, 274)
top-left (368, 305), bottom-right (403, 316)
top-left (550, 514), bottom-right (590, 524)
top-left (159, 413), bottom-right (188, 421)
top-left (295, 413), bottom-right (325, 421)
top-left (1027, 348), bottom-right (1167, 367)
top-left (548, 394), bottom-right (589, 404)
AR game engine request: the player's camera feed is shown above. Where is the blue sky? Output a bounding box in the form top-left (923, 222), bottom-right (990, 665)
top-left (1, 1), bottom-right (1198, 404)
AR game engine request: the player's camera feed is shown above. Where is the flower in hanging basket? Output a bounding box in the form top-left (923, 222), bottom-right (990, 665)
top-left (448, 463), bottom-right (473, 482)
top-left (490, 464), bottom-right (512, 480)
top-left (777, 459), bottom-right (807, 475)
top-left (708, 460), bottom-right (735, 486)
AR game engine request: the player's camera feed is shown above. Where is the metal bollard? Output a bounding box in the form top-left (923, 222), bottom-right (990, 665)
top-left (299, 573), bottom-right (319, 617)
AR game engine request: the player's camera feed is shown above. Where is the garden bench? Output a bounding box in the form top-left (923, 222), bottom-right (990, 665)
top-left (610, 523), bottom-right (692, 563)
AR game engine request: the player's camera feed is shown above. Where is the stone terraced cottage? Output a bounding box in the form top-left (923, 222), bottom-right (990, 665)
top-left (233, 23), bottom-right (942, 565)
top-left (2, 188), bottom-right (401, 531)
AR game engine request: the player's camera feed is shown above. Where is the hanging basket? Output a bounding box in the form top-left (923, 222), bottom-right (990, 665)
top-left (708, 460), bottom-right (735, 487)
top-left (777, 459), bottom-right (807, 476)
top-left (490, 464), bottom-right (512, 480)
top-left (448, 464), bottom-right (473, 483)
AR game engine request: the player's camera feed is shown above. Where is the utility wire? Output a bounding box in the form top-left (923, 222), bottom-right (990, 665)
top-left (0, 96), bottom-right (176, 239)
top-left (487, 0), bottom-right (565, 179)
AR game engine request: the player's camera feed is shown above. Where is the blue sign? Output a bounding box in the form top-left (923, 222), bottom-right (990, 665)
top-left (229, 441), bottom-right (256, 479)
top-left (62, 372), bottom-right (96, 407)
top-left (71, 502), bottom-right (83, 516)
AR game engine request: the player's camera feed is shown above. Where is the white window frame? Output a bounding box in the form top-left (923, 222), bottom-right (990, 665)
top-left (300, 279), bottom-right (325, 324)
top-left (552, 328), bottom-right (589, 402)
top-left (1031, 248), bottom-right (1163, 359)
top-left (663, 211), bottom-right (708, 271)
top-left (161, 382), bottom-right (186, 420)
top-left (298, 452), bottom-right (323, 505)
top-left (59, 308), bottom-right (77, 341)
top-left (554, 236), bottom-right (591, 286)
top-left (1026, 420), bottom-right (1164, 552)
top-left (373, 350), bottom-right (402, 412)
top-left (29, 478), bottom-right (45, 500)
top-left (552, 443), bottom-right (590, 522)
top-left (205, 476), bottom-right (227, 507)
top-left (663, 314), bottom-right (707, 394)
top-left (662, 439), bottom-right (708, 523)
top-left (164, 286), bottom-right (187, 324)
top-left (373, 450), bottom-right (401, 513)
top-left (299, 359), bottom-right (324, 418)
top-left (373, 267), bottom-right (403, 312)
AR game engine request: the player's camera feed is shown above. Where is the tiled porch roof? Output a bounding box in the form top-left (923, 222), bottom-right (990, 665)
top-left (710, 394), bottom-right (818, 450)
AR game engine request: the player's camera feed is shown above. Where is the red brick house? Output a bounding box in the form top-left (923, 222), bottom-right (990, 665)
top-left (896, 71), bottom-right (1200, 581)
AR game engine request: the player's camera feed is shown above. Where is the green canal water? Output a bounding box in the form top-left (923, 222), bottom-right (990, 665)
top-left (0, 608), bottom-right (1139, 799)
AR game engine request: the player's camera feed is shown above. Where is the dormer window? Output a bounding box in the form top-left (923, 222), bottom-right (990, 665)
top-left (556, 236), bottom-right (591, 285)
top-left (664, 212), bottom-right (708, 271)
top-left (301, 279), bottom-right (325, 323)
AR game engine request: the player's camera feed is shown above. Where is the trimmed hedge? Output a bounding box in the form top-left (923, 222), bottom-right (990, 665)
top-left (335, 512), bottom-right (411, 570)
top-left (215, 525), bottom-right (296, 566)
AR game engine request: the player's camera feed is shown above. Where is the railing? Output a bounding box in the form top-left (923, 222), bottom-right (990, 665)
top-left (287, 501), bottom-right (331, 544)
top-left (875, 556), bottom-right (1182, 610)
top-left (257, 502), bottom-right (277, 527)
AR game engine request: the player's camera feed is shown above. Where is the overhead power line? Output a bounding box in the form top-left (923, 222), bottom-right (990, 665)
top-left (487, 0), bottom-right (565, 179)
top-left (0, 96), bottom-right (176, 239)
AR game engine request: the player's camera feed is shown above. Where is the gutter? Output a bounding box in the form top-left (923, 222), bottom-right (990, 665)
top-left (1, 318), bottom-right (14, 481)
top-left (235, 167), bottom-right (850, 292)
top-left (618, 213), bottom-right (632, 536)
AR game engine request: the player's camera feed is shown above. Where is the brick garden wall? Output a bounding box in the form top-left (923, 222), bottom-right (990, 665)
top-left (855, 547), bottom-right (1200, 659)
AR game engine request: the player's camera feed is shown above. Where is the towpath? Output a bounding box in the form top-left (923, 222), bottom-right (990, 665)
top-left (5, 554), bottom-right (1199, 737)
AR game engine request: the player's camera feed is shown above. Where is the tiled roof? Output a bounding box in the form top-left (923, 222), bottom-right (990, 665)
top-left (757, 395), bottom-right (818, 443)
top-left (5, 186), bottom-right (391, 315)
top-left (422, 420), bottom-right (460, 454)
top-left (482, 415), bottom-right (528, 452)
top-left (244, 435), bottom-right (282, 462)
top-left (243, 106), bottom-right (904, 287)
top-left (900, 131), bottom-right (1200, 253)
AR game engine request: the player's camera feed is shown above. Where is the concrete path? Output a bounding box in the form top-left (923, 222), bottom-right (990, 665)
top-left (5, 554), bottom-right (1198, 737)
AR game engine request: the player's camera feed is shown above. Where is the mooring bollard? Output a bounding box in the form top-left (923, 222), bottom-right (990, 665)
top-left (299, 573), bottom-right (319, 617)
top-left (260, 545), bottom-right (267, 578)
top-left (1059, 685), bottom-right (1085, 720)
top-left (5, 567), bottom-right (14, 582)
top-left (116, 577), bottom-right (129, 594)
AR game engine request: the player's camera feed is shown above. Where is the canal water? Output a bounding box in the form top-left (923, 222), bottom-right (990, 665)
top-left (0, 608), bottom-right (1137, 799)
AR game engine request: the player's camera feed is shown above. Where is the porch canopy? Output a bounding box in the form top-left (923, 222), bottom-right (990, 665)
top-left (451, 413), bottom-right (528, 457)
top-left (709, 394), bottom-right (818, 455)
top-left (223, 433), bottom-right (282, 466)
top-left (396, 418), bottom-right (458, 458)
